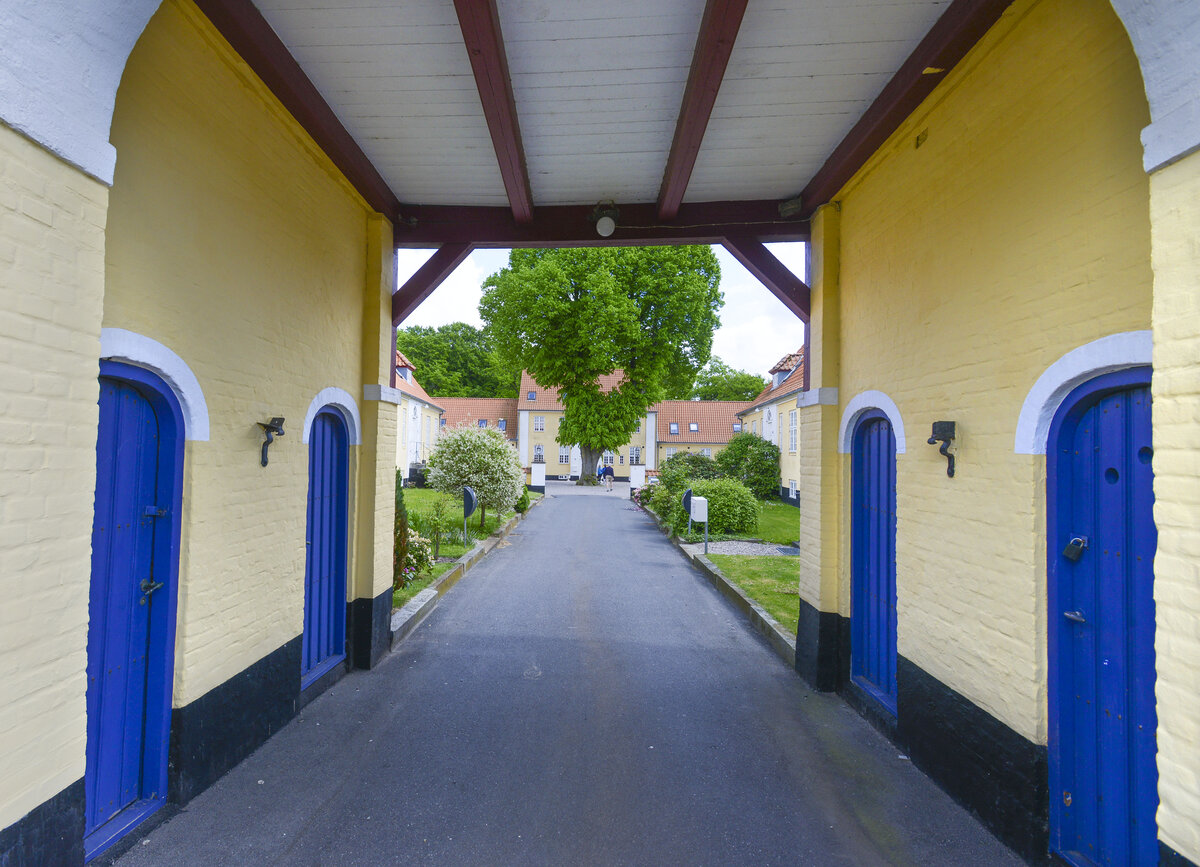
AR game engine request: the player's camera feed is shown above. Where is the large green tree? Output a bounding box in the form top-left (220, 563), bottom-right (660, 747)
top-left (683, 356), bottom-right (767, 401)
top-left (480, 246), bottom-right (722, 482)
top-left (395, 322), bottom-right (517, 398)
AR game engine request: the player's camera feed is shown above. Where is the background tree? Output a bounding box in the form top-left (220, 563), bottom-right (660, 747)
top-left (395, 322), bottom-right (517, 397)
top-left (481, 246), bottom-right (722, 481)
top-left (683, 357), bottom-right (767, 401)
top-left (426, 425), bottom-right (525, 526)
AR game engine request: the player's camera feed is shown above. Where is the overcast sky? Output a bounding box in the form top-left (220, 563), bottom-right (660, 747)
top-left (395, 243), bottom-right (807, 379)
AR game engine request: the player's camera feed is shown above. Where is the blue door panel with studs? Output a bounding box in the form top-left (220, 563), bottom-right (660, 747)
top-left (851, 411), bottom-right (898, 715)
top-left (86, 363), bottom-right (183, 860)
top-left (302, 408), bottom-right (349, 686)
top-left (1049, 368), bottom-right (1157, 867)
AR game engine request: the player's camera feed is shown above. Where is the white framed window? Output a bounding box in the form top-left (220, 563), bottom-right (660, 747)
top-left (527, 391), bottom-right (536, 401)
top-left (700, 447), bottom-right (712, 458)
top-left (689, 422), bottom-right (699, 432)
top-left (478, 419), bottom-right (487, 428)
top-left (669, 422), bottom-right (679, 435)
top-left (788, 410), bottom-right (797, 453)
top-left (630, 446), bottom-right (641, 465)
top-left (733, 422), bottom-right (742, 432)
top-left (603, 451), bottom-right (614, 466)
top-left (789, 479), bottom-right (797, 499)
top-left (665, 447), bottom-right (677, 459)
top-left (498, 418), bottom-right (506, 432)
top-left (751, 420), bottom-right (757, 435)
top-left (534, 415), bottom-right (545, 431)
top-left (533, 444), bottom-right (544, 463)
top-left (559, 446), bottom-right (570, 464)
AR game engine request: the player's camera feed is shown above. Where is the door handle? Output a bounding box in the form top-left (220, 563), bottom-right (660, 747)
top-left (140, 578), bottom-right (165, 596)
top-left (1063, 610), bottom-right (1086, 624)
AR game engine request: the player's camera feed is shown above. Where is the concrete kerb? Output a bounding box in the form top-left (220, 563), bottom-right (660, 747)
top-left (640, 502), bottom-right (798, 669)
top-left (389, 496), bottom-right (543, 649)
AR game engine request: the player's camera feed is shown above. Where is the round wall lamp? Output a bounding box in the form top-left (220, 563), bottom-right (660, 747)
top-left (589, 201), bottom-right (619, 238)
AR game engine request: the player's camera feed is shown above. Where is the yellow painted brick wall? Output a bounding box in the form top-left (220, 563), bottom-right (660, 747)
top-left (778, 397), bottom-right (801, 497)
top-left (1147, 149), bottom-right (1200, 864)
top-left (104, 0), bottom-right (374, 705)
top-left (833, 0), bottom-right (1151, 741)
top-left (0, 124), bottom-right (107, 830)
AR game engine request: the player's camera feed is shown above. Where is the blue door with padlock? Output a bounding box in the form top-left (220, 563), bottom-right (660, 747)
top-left (1048, 368), bottom-right (1157, 867)
top-left (86, 363), bottom-right (183, 859)
top-left (302, 408), bottom-right (349, 687)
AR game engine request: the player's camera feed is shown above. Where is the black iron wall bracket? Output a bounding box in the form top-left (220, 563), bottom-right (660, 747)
top-left (258, 417), bottom-right (285, 466)
top-left (928, 420), bottom-right (956, 478)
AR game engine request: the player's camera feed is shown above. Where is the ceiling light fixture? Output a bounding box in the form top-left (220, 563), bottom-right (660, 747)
top-left (589, 201), bottom-right (620, 237)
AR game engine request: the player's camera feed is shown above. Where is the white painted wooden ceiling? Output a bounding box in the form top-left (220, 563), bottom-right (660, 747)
top-left (253, 0), bottom-right (952, 208)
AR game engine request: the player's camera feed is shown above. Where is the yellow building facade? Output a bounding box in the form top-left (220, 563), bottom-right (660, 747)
top-left (0, 2), bottom-right (397, 859)
top-left (793, 0), bottom-right (1198, 861)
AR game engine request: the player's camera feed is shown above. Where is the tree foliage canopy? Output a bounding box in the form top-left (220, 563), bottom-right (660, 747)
top-left (715, 432), bottom-right (782, 499)
top-left (480, 246), bottom-right (722, 464)
top-left (427, 425), bottom-right (525, 525)
top-left (395, 322), bottom-right (517, 398)
top-left (682, 357), bottom-right (767, 401)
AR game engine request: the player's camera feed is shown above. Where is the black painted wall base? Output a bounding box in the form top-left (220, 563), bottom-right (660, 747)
top-left (897, 656), bottom-right (1048, 864)
top-left (349, 588), bottom-right (392, 670)
top-left (1162, 841), bottom-right (1200, 867)
top-left (526, 484), bottom-right (545, 494)
top-left (777, 491), bottom-right (801, 509)
top-left (168, 635), bottom-right (301, 805)
top-left (794, 598), bottom-right (841, 692)
top-left (0, 778), bottom-right (84, 866)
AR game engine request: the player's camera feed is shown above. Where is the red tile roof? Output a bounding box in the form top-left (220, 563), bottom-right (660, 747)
top-left (652, 400), bottom-right (750, 444)
top-left (517, 370), bottom-right (626, 411)
top-left (394, 349), bottom-right (415, 370)
top-left (743, 348), bottom-right (806, 413)
top-left (392, 373), bottom-right (443, 411)
top-left (438, 397), bottom-right (518, 438)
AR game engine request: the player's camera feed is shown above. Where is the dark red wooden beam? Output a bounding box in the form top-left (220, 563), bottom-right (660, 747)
top-left (392, 243), bottom-right (475, 326)
top-left (658, 0), bottom-right (749, 221)
top-left (722, 236), bottom-right (810, 323)
top-left (453, 0), bottom-right (535, 223)
top-left (394, 200), bottom-right (808, 248)
top-left (194, 0), bottom-right (400, 220)
top-left (798, 0), bottom-right (1012, 219)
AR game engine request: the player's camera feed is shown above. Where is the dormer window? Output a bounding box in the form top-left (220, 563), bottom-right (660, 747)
top-left (527, 391), bottom-right (536, 401)
top-left (669, 422), bottom-right (679, 435)
top-left (733, 422), bottom-right (742, 432)
top-left (478, 419), bottom-right (487, 428)
top-left (688, 422), bottom-right (699, 432)
top-left (773, 370), bottom-right (788, 387)
top-left (498, 419), bottom-right (507, 432)
top-left (397, 367), bottom-right (412, 383)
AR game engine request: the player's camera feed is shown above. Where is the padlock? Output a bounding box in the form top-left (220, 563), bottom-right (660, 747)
top-left (1062, 536), bottom-right (1088, 562)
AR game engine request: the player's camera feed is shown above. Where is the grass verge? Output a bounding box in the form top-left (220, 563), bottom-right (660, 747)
top-left (755, 500), bottom-right (800, 545)
top-left (708, 554), bottom-right (800, 637)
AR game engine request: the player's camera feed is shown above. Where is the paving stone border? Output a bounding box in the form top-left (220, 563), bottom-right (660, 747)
top-left (389, 496), bottom-right (542, 648)
top-left (640, 502), bottom-right (798, 669)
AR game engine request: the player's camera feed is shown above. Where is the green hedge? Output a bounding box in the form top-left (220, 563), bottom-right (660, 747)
top-left (667, 478), bottom-right (759, 535)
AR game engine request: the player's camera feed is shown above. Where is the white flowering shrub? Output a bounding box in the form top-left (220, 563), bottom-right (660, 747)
top-left (427, 425), bottom-right (525, 526)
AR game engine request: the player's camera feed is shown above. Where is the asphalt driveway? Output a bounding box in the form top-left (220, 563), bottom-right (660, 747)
top-left (114, 490), bottom-right (1023, 866)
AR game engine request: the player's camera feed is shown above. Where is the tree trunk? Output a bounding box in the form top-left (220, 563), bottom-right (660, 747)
top-left (578, 445), bottom-right (602, 485)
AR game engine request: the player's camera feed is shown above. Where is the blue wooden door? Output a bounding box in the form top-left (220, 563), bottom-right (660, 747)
top-left (851, 412), bottom-right (898, 714)
top-left (1050, 370), bottom-right (1157, 867)
top-left (302, 409), bottom-right (349, 686)
top-left (86, 374), bottom-right (176, 850)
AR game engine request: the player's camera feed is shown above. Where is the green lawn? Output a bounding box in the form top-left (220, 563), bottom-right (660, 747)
top-left (708, 554), bottom-right (800, 637)
top-left (393, 486), bottom-right (539, 608)
top-left (755, 500), bottom-right (800, 545)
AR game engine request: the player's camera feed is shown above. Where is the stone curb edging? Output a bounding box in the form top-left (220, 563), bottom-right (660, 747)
top-left (640, 503), bottom-right (798, 669)
top-left (389, 496), bottom-right (542, 648)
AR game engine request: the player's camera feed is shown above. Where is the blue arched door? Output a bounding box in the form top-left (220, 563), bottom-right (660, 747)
top-left (86, 364), bottom-right (183, 858)
top-left (850, 411), bottom-right (898, 715)
top-left (302, 408), bottom-right (349, 686)
top-left (1048, 368), bottom-right (1157, 866)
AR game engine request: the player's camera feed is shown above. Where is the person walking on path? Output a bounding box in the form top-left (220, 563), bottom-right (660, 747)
top-left (602, 462), bottom-right (615, 491)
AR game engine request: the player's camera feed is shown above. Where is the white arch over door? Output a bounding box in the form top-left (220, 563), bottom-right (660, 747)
top-left (1013, 330), bottom-right (1152, 455)
top-left (100, 328), bottom-right (209, 441)
top-left (839, 390), bottom-right (907, 454)
top-left (302, 387), bottom-right (362, 445)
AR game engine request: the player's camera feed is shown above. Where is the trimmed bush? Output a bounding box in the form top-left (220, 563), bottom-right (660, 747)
top-left (668, 478), bottom-right (759, 535)
top-left (715, 432), bottom-right (782, 500)
top-left (657, 451), bottom-right (723, 492)
top-left (393, 473), bottom-right (409, 591)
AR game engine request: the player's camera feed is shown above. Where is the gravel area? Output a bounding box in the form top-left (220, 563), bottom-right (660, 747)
top-left (680, 540), bottom-right (796, 556)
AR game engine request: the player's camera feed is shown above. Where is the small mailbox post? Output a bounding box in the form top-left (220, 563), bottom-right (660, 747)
top-left (691, 495), bottom-right (709, 555)
top-left (463, 486), bottom-right (478, 540)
